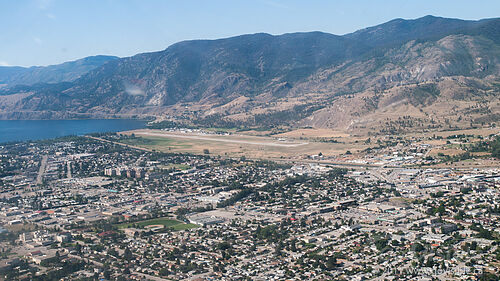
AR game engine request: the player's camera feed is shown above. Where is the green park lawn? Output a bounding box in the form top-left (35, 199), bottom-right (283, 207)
top-left (116, 217), bottom-right (199, 230)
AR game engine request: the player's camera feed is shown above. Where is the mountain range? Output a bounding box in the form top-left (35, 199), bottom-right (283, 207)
top-left (0, 15), bottom-right (499, 134)
top-left (0, 55), bottom-right (118, 88)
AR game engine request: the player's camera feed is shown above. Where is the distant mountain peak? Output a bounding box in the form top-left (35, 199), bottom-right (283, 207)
top-left (344, 15), bottom-right (498, 48)
top-left (0, 55), bottom-right (119, 87)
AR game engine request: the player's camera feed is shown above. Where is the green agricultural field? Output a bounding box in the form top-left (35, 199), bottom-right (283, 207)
top-left (116, 217), bottom-right (198, 230)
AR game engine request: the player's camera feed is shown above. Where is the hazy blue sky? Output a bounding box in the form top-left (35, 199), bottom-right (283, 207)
top-left (1, 0), bottom-right (499, 67)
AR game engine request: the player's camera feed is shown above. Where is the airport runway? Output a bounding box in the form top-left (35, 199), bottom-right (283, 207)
top-left (136, 131), bottom-right (309, 148)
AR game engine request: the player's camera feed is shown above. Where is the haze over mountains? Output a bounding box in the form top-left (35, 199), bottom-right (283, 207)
top-left (0, 55), bottom-right (118, 88)
top-left (0, 15), bottom-right (499, 134)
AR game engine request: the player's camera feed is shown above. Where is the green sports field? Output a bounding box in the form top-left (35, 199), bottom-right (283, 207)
top-left (116, 217), bottom-right (199, 230)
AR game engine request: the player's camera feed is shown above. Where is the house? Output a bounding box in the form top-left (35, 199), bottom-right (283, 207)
top-left (56, 232), bottom-right (72, 243)
top-left (421, 234), bottom-right (451, 244)
top-left (0, 258), bottom-right (21, 272)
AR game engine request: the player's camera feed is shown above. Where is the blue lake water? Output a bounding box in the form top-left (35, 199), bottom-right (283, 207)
top-left (0, 119), bottom-right (146, 143)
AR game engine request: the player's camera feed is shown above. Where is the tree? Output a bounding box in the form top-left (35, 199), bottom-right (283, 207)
top-left (326, 257), bottom-right (337, 270)
top-left (123, 247), bottom-right (133, 261)
top-left (290, 240), bottom-right (297, 252)
top-left (374, 238), bottom-right (388, 251)
top-left (274, 243), bottom-right (282, 256)
top-left (412, 243), bottom-right (424, 252)
top-left (479, 272), bottom-right (500, 281)
top-left (74, 243), bottom-right (82, 254)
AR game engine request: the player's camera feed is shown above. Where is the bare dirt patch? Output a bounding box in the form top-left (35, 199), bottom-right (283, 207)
top-left (274, 128), bottom-right (350, 138)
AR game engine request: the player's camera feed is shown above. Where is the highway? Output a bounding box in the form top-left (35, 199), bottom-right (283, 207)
top-left (36, 155), bottom-right (48, 185)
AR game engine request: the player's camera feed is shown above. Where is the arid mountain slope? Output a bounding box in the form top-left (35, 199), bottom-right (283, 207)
top-left (0, 16), bottom-right (498, 134)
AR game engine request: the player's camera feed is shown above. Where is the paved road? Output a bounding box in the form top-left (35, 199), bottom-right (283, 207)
top-left (370, 168), bottom-right (390, 182)
top-left (86, 136), bottom-right (154, 152)
top-left (136, 131), bottom-right (309, 147)
top-left (36, 155), bottom-right (48, 185)
top-left (68, 254), bottom-right (104, 267)
top-left (67, 161), bottom-right (72, 178)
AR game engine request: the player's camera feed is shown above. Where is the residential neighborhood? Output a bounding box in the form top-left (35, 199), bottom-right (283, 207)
top-left (0, 133), bottom-right (498, 280)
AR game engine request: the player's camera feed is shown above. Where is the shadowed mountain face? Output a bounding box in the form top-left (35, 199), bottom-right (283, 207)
top-left (64, 32), bottom-right (369, 105)
top-left (0, 55), bottom-right (119, 87)
top-left (0, 16), bottom-right (499, 133)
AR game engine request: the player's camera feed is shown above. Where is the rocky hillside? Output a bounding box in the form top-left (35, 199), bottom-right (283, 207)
top-left (0, 16), bottom-right (499, 134)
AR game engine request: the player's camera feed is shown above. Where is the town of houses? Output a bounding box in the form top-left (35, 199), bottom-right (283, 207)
top-left (0, 134), bottom-right (498, 280)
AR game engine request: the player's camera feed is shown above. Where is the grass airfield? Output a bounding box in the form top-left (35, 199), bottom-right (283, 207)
top-left (121, 129), bottom-right (368, 161)
top-left (115, 127), bottom-right (499, 168)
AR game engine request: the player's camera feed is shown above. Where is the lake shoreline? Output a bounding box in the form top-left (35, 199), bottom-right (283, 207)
top-left (0, 119), bottom-right (147, 144)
